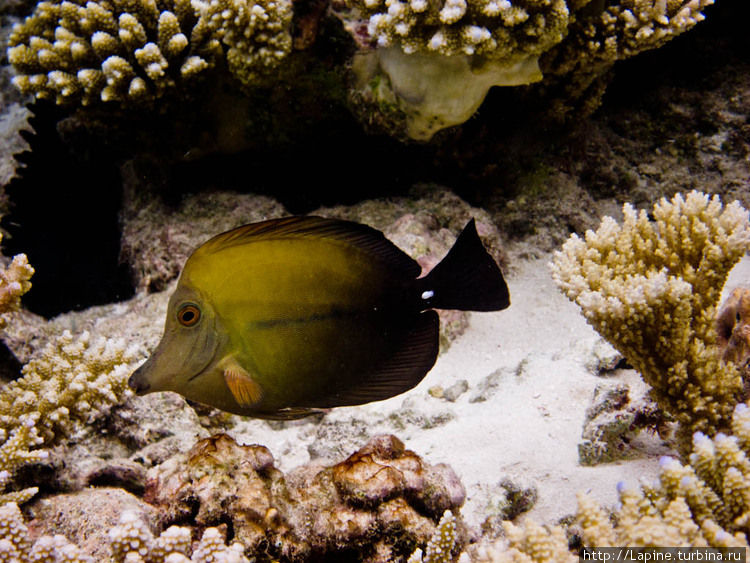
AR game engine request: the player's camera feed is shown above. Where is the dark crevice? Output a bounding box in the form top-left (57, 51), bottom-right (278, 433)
top-left (2, 102), bottom-right (135, 318)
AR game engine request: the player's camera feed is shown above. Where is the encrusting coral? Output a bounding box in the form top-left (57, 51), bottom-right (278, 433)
top-left (146, 433), bottom-right (467, 561)
top-left (0, 330), bottom-right (144, 505)
top-left (7, 0), bottom-right (292, 105)
top-left (550, 191), bottom-right (750, 452)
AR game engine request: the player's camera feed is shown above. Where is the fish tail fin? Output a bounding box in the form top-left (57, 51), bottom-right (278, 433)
top-left (419, 219), bottom-right (510, 312)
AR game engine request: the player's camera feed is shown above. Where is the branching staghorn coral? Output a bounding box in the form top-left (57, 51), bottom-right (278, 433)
top-left (0, 330), bottom-right (144, 504)
top-left (7, 0), bottom-right (292, 105)
top-left (350, 0), bottom-right (569, 59)
top-left (0, 236), bottom-right (33, 330)
top-left (0, 501), bottom-right (251, 562)
top-left (542, 0), bottom-right (716, 117)
top-left (407, 510), bottom-right (458, 563)
top-left (469, 403), bottom-right (750, 561)
top-left (342, 0), bottom-right (715, 139)
top-left (550, 191), bottom-right (750, 451)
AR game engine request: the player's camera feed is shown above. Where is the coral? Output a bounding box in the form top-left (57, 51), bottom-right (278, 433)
top-left (0, 501), bottom-right (92, 562)
top-left (194, 0), bottom-right (292, 86)
top-left (550, 191), bottom-right (750, 451)
top-left (146, 433), bottom-right (467, 562)
top-left (6, 0), bottom-right (292, 105)
top-left (0, 329), bottom-right (144, 504)
top-left (407, 510), bottom-right (458, 563)
top-left (541, 0), bottom-right (716, 117)
top-left (0, 418), bottom-right (46, 505)
top-left (577, 380), bottom-right (663, 465)
top-left (717, 288), bottom-right (750, 384)
top-left (108, 510), bottom-right (250, 562)
top-left (0, 501), bottom-right (249, 562)
top-left (346, 0), bottom-right (568, 59)
top-left (0, 236), bottom-right (33, 328)
top-left (472, 402), bottom-right (750, 561)
top-left (470, 519), bottom-right (575, 562)
top-left (340, 0), bottom-right (715, 139)
top-left (341, 0), bottom-right (569, 139)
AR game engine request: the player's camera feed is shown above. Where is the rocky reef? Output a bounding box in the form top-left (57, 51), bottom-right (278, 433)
top-left (1, 0), bottom-right (750, 560)
top-left (4, 0), bottom-right (720, 142)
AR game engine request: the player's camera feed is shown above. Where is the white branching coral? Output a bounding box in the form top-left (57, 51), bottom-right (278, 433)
top-left (408, 510), bottom-right (458, 563)
top-left (192, 0), bottom-right (292, 85)
top-left (0, 330), bottom-right (145, 504)
top-left (0, 237), bottom-right (34, 329)
top-left (356, 0), bottom-right (569, 59)
top-left (544, 0), bottom-right (716, 116)
top-left (0, 503), bottom-right (250, 562)
top-left (108, 510), bottom-right (251, 562)
top-left (550, 191), bottom-right (750, 451)
top-left (7, 0), bottom-right (292, 105)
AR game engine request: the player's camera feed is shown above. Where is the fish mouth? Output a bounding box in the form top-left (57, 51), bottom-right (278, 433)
top-left (128, 365), bottom-right (151, 395)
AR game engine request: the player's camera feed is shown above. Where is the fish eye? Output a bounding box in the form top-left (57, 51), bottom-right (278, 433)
top-left (177, 303), bottom-right (201, 327)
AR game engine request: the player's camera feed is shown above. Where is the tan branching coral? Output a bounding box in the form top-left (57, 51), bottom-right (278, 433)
top-left (0, 330), bottom-right (144, 504)
top-left (470, 403), bottom-right (750, 561)
top-left (0, 237), bottom-right (33, 329)
top-left (349, 0), bottom-right (568, 59)
top-left (543, 0), bottom-right (715, 116)
top-left (194, 0), bottom-right (292, 85)
top-left (0, 501), bottom-right (250, 562)
top-left (550, 191), bottom-right (750, 450)
top-left (407, 510), bottom-right (458, 563)
top-left (7, 0), bottom-right (292, 105)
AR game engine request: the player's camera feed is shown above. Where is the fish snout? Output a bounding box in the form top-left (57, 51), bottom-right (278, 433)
top-left (128, 364), bottom-right (151, 395)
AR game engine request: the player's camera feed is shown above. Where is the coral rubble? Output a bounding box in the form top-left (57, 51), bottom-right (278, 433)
top-left (550, 191), bottom-right (750, 451)
top-left (146, 433), bottom-right (467, 561)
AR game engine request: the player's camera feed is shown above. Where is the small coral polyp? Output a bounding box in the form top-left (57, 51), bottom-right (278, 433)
top-left (6, 0), bottom-right (292, 105)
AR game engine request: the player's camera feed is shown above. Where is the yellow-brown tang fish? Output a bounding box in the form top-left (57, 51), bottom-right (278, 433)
top-left (128, 217), bottom-right (509, 419)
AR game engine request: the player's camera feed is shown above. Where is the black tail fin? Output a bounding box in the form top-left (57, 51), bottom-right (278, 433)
top-left (418, 219), bottom-right (510, 312)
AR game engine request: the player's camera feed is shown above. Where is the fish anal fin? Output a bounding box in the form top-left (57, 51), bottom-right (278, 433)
top-left (254, 407), bottom-right (330, 420)
top-left (223, 362), bottom-right (264, 407)
top-left (317, 311), bottom-right (439, 407)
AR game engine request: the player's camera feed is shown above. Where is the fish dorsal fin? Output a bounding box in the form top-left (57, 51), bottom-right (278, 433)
top-left (223, 359), bottom-right (264, 407)
top-left (197, 216), bottom-right (421, 278)
top-left (311, 310), bottom-right (439, 408)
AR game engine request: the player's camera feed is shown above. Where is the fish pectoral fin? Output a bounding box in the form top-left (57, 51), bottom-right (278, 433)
top-left (223, 362), bottom-right (264, 407)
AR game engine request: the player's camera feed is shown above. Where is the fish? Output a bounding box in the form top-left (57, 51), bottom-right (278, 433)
top-left (128, 216), bottom-right (510, 419)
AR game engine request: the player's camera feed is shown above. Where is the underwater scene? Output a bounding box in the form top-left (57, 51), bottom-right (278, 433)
top-left (0, 0), bottom-right (749, 559)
